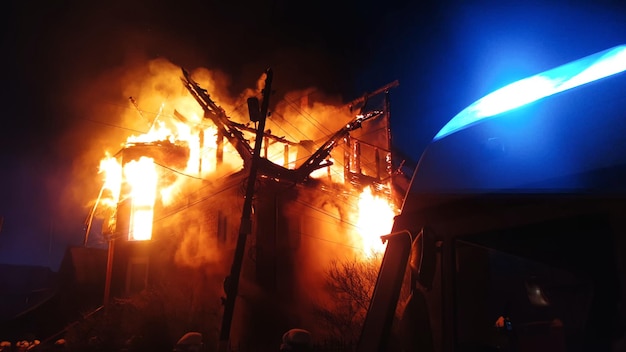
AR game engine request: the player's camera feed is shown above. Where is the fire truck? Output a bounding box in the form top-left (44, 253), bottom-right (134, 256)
top-left (357, 45), bottom-right (626, 352)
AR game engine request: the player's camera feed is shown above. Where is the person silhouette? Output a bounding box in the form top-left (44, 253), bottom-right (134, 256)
top-left (280, 328), bottom-right (312, 352)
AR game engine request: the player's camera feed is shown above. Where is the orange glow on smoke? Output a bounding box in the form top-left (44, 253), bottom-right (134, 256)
top-left (354, 186), bottom-right (396, 258)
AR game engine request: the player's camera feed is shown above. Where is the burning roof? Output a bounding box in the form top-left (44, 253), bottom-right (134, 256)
top-left (86, 59), bottom-right (403, 258)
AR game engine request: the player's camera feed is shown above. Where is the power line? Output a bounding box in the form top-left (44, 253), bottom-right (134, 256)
top-left (298, 230), bottom-right (368, 252)
top-left (84, 81), bottom-right (395, 237)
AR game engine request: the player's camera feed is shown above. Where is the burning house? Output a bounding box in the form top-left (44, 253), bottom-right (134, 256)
top-left (82, 59), bottom-right (409, 348)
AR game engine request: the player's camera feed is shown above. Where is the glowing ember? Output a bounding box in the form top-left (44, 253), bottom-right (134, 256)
top-left (355, 186), bottom-right (396, 258)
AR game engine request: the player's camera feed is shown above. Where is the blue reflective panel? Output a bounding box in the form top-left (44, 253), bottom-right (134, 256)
top-left (433, 45), bottom-right (626, 141)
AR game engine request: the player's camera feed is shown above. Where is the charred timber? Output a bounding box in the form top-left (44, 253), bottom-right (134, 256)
top-left (181, 68), bottom-right (254, 168)
top-left (121, 141), bottom-right (189, 169)
top-left (181, 67), bottom-right (387, 185)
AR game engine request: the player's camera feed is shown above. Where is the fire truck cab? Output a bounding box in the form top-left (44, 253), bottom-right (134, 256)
top-left (358, 45), bottom-right (626, 352)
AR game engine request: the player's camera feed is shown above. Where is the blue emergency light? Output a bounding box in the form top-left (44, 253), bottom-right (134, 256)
top-left (433, 44), bottom-right (626, 141)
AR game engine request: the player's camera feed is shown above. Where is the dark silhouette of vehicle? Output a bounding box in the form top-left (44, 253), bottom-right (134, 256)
top-left (358, 45), bottom-right (626, 352)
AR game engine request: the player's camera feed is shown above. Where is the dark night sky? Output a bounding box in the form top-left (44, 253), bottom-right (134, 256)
top-left (1, 0), bottom-right (626, 269)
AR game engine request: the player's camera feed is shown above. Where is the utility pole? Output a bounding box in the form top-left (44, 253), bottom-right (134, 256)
top-left (218, 68), bottom-right (273, 352)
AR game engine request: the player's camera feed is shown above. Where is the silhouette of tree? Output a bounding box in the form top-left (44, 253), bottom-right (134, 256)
top-left (314, 254), bottom-right (381, 346)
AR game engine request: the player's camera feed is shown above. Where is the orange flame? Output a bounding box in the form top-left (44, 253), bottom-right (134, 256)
top-left (96, 93), bottom-right (241, 241)
top-left (354, 186), bottom-right (397, 258)
top-left (123, 157), bottom-right (157, 241)
top-left (92, 63), bottom-right (398, 260)
top-left (99, 153), bottom-right (122, 209)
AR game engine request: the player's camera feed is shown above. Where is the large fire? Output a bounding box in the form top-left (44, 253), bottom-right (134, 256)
top-left (92, 62), bottom-right (397, 257)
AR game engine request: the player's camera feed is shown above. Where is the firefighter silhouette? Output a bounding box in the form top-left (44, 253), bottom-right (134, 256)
top-left (280, 328), bottom-right (312, 352)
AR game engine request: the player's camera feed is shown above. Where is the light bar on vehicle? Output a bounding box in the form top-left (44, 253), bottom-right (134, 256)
top-left (433, 44), bottom-right (626, 141)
